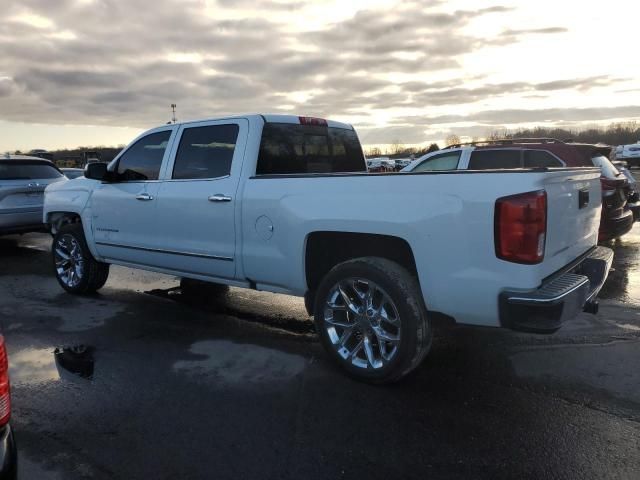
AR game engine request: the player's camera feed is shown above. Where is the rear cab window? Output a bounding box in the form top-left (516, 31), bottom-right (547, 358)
top-left (0, 162), bottom-right (63, 180)
top-left (256, 123), bottom-right (366, 175)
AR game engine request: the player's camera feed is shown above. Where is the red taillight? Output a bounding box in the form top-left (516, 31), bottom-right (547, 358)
top-left (0, 336), bottom-right (10, 427)
top-left (495, 190), bottom-right (547, 264)
top-left (298, 116), bottom-right (328, 126)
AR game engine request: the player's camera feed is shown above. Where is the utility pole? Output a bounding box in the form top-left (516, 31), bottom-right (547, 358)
top-left (171, 104), bottom-right (177, 124)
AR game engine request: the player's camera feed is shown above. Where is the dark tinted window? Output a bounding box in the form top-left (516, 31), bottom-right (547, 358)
top-left (0, 162), bottom-right (63, 180)
top-left (116, 131), bottom-right (171, 181)
top-left (468, 150), bottom-right (521, 169)
top-left (256, 123), bottom-right (365, 175)
top-left (173, 125), bottom-right (239, 180)
top-left (523, 150), bottom-right (563, 168)
top-left (413, 151), bottom-right (461, 172)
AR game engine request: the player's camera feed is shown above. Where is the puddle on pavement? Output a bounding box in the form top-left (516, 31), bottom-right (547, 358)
top-left (10, 348), bottom-right (60, 383)
top-left (510, 341), bottom-right (640, 403)
top-left (615, 323), bottom-right (640, 331)
top-left (10, 345), bottom-right (95, 384)
top-left (173, 340), bottom-right (306, 386)
top-left (599, 225), bottom-right (640, 305)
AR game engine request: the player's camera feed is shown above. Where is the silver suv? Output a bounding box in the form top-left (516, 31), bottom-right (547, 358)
top-left (0, 155), bottom-right (67, 235)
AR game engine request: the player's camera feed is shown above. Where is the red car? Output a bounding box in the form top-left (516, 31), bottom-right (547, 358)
top-left (405, 139), bottom-right (634, 241)
top-left (565, 143), bottom-right (635, 241)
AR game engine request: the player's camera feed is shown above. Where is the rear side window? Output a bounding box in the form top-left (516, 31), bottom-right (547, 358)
top-left (0, 162), bottom-right (63, 180)
top-left (469, 150), bottom-right (521, 169)
top-left (256, 123), bottom-right (365, 175)
top-left (173, 124), bottom-right (239, 180)
top-left (412, 152), bottom-right (461, 172)
top-left (116, 131), bottom-right (171, 181)
top-left (523, 150), bottom-right (563, 168)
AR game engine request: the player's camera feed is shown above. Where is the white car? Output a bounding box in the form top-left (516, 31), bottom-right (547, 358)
top-left (44, 115), bottom-right (612, 383)
top-left (615, 143), bottom-right (640, 168)
top-left (0, 155), bottom-right (67, 235)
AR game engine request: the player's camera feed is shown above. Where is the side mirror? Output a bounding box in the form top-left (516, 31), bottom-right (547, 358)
top-left (84, 162), bottom-right (109, 181)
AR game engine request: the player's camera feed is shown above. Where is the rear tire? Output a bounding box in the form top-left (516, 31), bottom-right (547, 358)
top-left (52, 223), bottom-right (110, 294)
top-left (313, 257), bottom-right (431, 384)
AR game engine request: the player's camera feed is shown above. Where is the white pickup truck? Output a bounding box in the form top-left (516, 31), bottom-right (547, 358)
top-left (44, 114), bottom-right (613, 383)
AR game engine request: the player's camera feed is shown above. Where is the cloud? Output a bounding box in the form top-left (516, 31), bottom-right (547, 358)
top-left (0, 0), bottom-right (635, 148)
top-left (358, 105), bottom-right (640, 144)
top-left (501, 27), bottom-right (568, 36)
top-left (0, 0), bottom-right (524, 128)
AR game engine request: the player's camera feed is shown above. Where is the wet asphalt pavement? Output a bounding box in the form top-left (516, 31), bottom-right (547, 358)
top-left (1, 228), bottom-right (640, 479)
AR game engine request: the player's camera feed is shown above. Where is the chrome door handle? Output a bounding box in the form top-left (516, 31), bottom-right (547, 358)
top-left (208, 194), bottom-right (232, 202)
top-left (135, 193), bottom-right (154, 201)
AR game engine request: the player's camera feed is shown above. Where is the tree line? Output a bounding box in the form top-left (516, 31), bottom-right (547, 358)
top-left (486, 121), bottom-right (640, 147)
top-left (366, 121), bottom-right (640, 157)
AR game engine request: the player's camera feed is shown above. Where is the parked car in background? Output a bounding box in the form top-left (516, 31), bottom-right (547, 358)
top-left (44, 115), bottom-right (612, 383)
top-left (394, 158), bottom-right (413, 170)
top-left (381, 158), bottom-right (396, 172)
top-left (61, 168), bottom-right (84, 180)
top-left (614, 143), bottom-right (640, 168)
top-left (402, 139), bottom-right (635, 241)
top-left (366, 157), bottom-right (384, 172)
top-left (571, 143), bottom-right (635, 241)
top-left (0, 155), bottom-right (67, 236)
top-left (613, 160), bottom-right (640, 221)
top-left (0, 333), bottom-right (17, 479)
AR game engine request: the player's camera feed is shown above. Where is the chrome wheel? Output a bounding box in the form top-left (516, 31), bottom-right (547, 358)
top-left (323, 278), bottom-right (401, 370)
top-left (54, 234), bottom-right (85, 288)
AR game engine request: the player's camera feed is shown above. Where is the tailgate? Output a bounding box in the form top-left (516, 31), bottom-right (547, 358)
top-left (540, 168), bottom-right (602, 276)
top-left (0, 180), bottom-right (47, 211)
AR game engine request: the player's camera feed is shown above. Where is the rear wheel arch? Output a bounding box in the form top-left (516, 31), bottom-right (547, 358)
top-left (313, 256), bottom-right (432, 383)
top-left (304, 231), bottom-right (420, 314)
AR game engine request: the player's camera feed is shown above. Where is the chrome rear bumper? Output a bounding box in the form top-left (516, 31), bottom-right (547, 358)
top-left (499, 246), bottom-right (614, 333)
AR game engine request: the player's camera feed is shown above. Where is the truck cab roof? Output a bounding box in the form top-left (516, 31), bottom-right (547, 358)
top-left (173, 114), bottom-right (354, 131)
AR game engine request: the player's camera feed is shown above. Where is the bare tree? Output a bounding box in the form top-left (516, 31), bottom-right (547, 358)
top-left (426, 143), bottom-right (440, 153)
top-left (390, 140), bottom-right (404, 155)
top-left (444, 134), bottom-right (461, 147)
top-left (366, 147), bottom-right (382, 157)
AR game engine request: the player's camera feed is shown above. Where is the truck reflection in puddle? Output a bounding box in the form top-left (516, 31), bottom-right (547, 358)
top-left (10, 345), bottom-right (95, 384)
top-left (54, 345), bottom-right (94, 380)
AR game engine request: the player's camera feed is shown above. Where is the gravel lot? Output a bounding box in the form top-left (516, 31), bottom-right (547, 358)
top-left (1, 226), bottom-right (639, 479)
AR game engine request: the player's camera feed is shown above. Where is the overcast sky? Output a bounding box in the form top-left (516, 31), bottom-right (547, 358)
top-left (1, 0), bottom-right (639, 151)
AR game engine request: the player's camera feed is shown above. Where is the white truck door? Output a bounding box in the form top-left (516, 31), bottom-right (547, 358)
top-left (91, 127), bottom-right (176, 265)
top-left (151, 119), bottom-right (248, 280)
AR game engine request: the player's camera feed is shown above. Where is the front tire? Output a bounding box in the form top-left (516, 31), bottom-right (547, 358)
top-left (52, 223), bottom-right (110, 294)
top-left (314, 257), bottom-right (432, 384)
